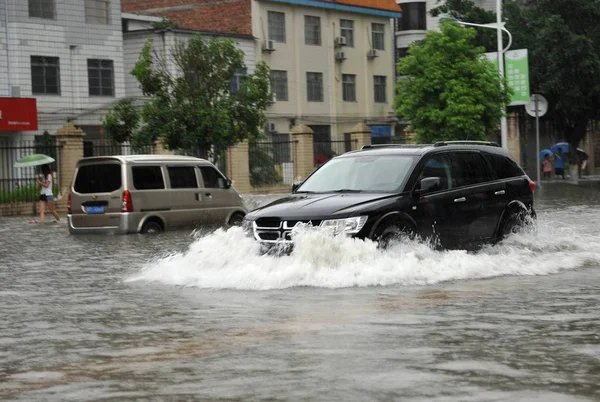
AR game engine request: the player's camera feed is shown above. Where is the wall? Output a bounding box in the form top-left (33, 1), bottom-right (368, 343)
top-left (0, 0), bottom-right (8, 97)
top-left (1, 0), bottom-right (125, 141)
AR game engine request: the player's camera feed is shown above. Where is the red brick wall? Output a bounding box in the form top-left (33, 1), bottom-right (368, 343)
top-left (122, 0), bottom-right (253, 36)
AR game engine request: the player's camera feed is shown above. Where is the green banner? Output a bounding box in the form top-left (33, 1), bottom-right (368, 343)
top-left (485, 49), bottom-right (530, 106)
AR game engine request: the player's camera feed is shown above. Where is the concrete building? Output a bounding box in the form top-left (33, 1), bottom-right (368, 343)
top-left (121, 0), bottom-right (402, 146)
top-left (0, 0), bottom-right (126, 141)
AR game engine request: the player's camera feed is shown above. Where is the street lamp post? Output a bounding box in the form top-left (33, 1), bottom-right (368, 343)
top-left (440, 3), bottom-right (513, 150)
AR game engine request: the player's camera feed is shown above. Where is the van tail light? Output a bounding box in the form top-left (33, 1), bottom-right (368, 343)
top-left (529, 180), bottom-right (536, 194)
top-left (67, 193), bottom-right (72, 214)
top-left (121, 190), bottom-right (133, 213)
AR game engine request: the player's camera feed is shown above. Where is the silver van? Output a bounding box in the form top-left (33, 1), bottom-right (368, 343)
top-left (67, 155), bottom-right (246, 234)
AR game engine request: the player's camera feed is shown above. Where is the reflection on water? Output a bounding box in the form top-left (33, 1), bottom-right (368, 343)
top-left (1, 184), bottom-right (599, 401)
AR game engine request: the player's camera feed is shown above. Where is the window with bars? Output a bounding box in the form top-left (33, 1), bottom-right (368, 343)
top-left (85, 0), bottom-right (110, 24)
top-left (372, 23), bottom-right (385, 50)
top-left (31, 56), bottom-right (60, 95)
top-left (342, 74), bottom-right (356, 102)
top-left (231, 68), bottom-right (247, 93)
top-left (88, 59), bottom-right (114, 96)
top-left (29, 0), bottom-right (54, 19)
top-left (340, 19), bottom-right (354, 47)
top-left (396, 2), bottom-right (427, 31)
top-left (374, 75), bottom-right (387, 103)
top-left (307, 72), bottom-right (323, 102)
top-left (305, 15), bottom-right (321, 46)
top-left (271, 70), bottom-right (288, 101)
top-left (268, 11), bottom-right (286, 43)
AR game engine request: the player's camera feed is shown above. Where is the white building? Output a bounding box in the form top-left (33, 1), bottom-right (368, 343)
top-left (0, 0), bottom-right (125, 142)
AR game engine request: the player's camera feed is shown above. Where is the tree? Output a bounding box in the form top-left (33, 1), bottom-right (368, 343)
top-left (394, 22), bottom-right (511, 143)
top-left (102, 98), bottom-right (140, 144)
top-left (104, 35), bottom-right (272, 158)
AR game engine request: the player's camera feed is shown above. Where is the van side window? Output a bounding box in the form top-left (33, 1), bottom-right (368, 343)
top-left (451, 152), bottom-right (494, 187)
top-left (200, 166), bottom-right (227, 189)
top-left (167, 166), bottom-right (198, 188)
top-left (485, 153), bottom-right (524, 179)
top-left (74, 163), bottom-right (121, 193)
top-left (132, 166), bottom-right (165, 190)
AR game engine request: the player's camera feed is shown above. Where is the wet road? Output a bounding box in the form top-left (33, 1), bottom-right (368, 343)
top-left (1, 183), bottom-right (599, 401)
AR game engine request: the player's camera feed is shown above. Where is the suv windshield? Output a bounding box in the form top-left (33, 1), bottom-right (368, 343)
top-left (297, 155), bottom-right (416, 193)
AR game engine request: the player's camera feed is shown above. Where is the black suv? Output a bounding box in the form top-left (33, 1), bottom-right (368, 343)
top-left (243, 141), bottom-right (536, 250)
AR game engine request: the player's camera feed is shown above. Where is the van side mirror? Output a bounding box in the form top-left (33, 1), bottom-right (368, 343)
top-left (224, 179), bottom-right (232, 189)
top-left (292, 181), bottom-right (303, 193)
top-left (415, 177), bottom-right (441, 196)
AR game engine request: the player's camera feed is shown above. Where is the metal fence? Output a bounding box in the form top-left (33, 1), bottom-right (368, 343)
top-left (83, 139), bottom-right (153, 158)
top-left (249, 140), bottom-right (296, 187)
top-left (314, 138), bottom-right (359, 167)
top-left (0, 140), bottom-right (62, 203)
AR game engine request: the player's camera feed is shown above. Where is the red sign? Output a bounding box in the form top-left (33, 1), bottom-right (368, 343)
top-left (0, 97), bottom-right (38, 131)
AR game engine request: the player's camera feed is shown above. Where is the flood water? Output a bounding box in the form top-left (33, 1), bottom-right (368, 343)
top-left (1, 183), bottom-right (600, 401)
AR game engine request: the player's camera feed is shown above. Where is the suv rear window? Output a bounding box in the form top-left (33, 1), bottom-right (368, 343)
top-left (74, 163), bottom-right (122, 194)
top-left (485, 153), bottom-right (524, 179)
top-left (132, 166), bottom-right (165, 190)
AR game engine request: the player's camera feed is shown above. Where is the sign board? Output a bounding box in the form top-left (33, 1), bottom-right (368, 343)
top-left (485, 49), bottom-right (530, 106)
top-left (0, 97), bottom-right (38, 131)
top-left (525, 94), bottom-right (548, 118)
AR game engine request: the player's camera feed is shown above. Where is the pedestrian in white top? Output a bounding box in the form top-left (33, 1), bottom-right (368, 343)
top-left (35, 164), bottom-right (60, 224)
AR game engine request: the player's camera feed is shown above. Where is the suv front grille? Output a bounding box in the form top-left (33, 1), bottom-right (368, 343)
top-left (253, 219), bottom-right (323, 243)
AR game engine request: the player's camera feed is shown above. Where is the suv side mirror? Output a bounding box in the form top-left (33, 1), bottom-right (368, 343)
top-left (292, 181), bottom-right (303, 193)
top-left (415, 177), bottom-right (441, 195)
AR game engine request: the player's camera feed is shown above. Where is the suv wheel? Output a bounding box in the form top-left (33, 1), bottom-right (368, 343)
top-left (375, 223), bottom-right (414, 249)
top-left (498, 212), bottom-right (526, 240)
top-left (141, 220), bottom-right (162, 235)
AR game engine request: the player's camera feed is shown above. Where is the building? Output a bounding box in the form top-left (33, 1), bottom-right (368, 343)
top-left (121, 0), bottom-right (402, 147)
top-left (0, 0), bottom-right (126, 142)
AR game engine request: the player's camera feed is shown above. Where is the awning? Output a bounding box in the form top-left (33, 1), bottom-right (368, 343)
top-left (0, 98), bottom-right (38, 131)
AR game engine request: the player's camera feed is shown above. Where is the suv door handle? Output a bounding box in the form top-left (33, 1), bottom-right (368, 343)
top-left (494, 190), bottom-right (506, 196)
top-left (454, 197), bottom-right (466, 203)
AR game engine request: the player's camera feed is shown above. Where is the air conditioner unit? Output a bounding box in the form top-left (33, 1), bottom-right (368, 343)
top-left (367, 49), bottom-right (379, 59)
top-left (263, 39), bottom-right (276, 52)
top-left (334, 36), bottom-right (347, 47)
top-left (268, 122), bottom-right (277, 132)
top-left (335, 51), bottom-right (346, 61)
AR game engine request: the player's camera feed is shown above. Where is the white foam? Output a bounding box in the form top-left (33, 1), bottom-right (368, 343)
top-left (126, 220), bottom-right (600, 290)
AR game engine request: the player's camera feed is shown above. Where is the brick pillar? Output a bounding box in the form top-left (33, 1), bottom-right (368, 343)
top-left (152, 137), bottom-right (174, 155)
top-left (507, 112), bottom-right (521, 165)
top-left (349, 122), bottom-right (372, 149)
top-left (55, 123), bottom-right (85, 213)
top-left (291, 124), bottom-right (314, 182)
top-left (227, 140), bottom-right (251, 194)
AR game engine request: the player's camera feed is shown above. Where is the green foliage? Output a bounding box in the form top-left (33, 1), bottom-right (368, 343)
top-left (151, 17), bottom-right (180, 30)
top-left (102, 98), bottom-right (140, 144)
top-left (128, 35), bottom-right (272, 158)
top-left (0, 183), bottom-right (58, 203)
top-left (249, 143), bottom-right (283, 187)
top-left (394, 22), bottom-right (511, 143)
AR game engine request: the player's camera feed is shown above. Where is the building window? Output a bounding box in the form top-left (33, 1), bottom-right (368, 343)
top-left (271, 70), bottom-right (288, 101)
top-left (31, 56), bottom-right (60, 95)
top-left (268, 11), bottom-right (286, 43)
top-left (29, 0), bottom-right (54, 19)
top-left (305, 16), bottom-right (321, 46)
top-left (85, 0), bottom-right (109, 24)
top-left (374, 75), bottom-right (387, 103)
top-left (396, 2), bottom-right (427, 31)
top-left (342, 74), bottom-right (356, 102)
top-left (340, 19), bottom-right (354, 47)
top-left (396, 47), bottom-right (409, 62)
top-left (307, 72), bottom-right (323, 102)
top-left (372, 23), bottom-right (385, 50)
top-left (231, 68), bottom-right (247, 93)
top-left (88, 59), bottom-right (114, 96)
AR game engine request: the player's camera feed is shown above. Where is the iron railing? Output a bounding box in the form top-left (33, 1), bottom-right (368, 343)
top-left (83, 139), bottom-right (153, 158)
top-left (313, 138), bottom-right (359, 167)
top-left (249, 140), bottom-right (296, 187)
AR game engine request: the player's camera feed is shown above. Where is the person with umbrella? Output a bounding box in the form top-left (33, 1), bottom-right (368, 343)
top-left (35, 164), bottom-right (60, 224)
top-left (553, 147), bottom-right (565, 179)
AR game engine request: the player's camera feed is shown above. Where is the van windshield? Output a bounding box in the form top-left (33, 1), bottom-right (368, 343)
top-left (297, 155), bottom-right (416, 193)
top-left (74, 163), bottom-right (122, 193)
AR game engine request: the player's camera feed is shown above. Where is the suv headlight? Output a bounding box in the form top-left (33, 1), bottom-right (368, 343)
top-left (320, 216), bottom-right (368, 236)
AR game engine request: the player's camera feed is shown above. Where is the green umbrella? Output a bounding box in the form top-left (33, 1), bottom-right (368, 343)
top-left (13, 154), bottom-right (55, 168)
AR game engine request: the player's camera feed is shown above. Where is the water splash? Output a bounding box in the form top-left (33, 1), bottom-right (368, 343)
top-left (126, 215), bottom-right (600, 290)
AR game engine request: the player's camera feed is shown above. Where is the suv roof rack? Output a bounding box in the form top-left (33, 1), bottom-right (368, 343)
top-left (360, 144), bottom-right (432, 150)
top-left (433, 140), bottom-right (500, 147)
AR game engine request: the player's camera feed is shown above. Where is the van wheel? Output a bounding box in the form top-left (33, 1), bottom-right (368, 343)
top-left (375, 223), bottom-right (414, 249)
top-left (228, 212), bottom-right (245, 226)
top-left (141, 220), bottom-right (163, 235)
